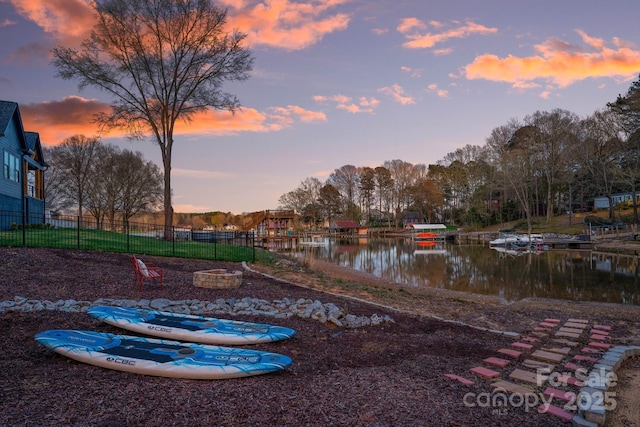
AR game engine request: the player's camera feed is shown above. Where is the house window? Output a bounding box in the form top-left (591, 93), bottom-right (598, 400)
top-left (3, 151), bottom-right (20, 183)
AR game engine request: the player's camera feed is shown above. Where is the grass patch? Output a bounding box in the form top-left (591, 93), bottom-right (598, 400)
top-left (0, 228), bottom-right (260, 263)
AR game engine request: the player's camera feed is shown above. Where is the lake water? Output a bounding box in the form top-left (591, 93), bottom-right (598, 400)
top-left (294, 237), bottom-right (640, 305)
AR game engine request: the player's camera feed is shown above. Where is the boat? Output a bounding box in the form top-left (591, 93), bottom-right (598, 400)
top-left (299, 235), bottom-right (327, 247)
top-left (414, 249), bottom-right (448, 255)
top-left (410, 224), bottom-right (447, 241)
top-left (413, 240), bottom-right (447, 254)
top-left (491, 246), bottom-right (545, 257)
top-left (416, 232), bottom-right (438, 239)
top-left (489, 233), bottom-right (543, 247)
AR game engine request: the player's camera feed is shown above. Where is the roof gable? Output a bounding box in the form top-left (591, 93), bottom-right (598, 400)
top-left (0, 100), bottom-right (46, 167)
top-left (25, 131), bottom-right (44, 160)
top-left (332, 220), bottom-right (360, 229)
top-left (0, 101), bottom-right (19, 137)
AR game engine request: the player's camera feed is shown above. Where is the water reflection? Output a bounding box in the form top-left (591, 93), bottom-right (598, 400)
top-left (296, 238), bottom-right (640, 305)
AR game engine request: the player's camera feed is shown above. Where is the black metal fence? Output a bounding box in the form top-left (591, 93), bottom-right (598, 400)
top-left (0, 210), bottom-right (256, 262)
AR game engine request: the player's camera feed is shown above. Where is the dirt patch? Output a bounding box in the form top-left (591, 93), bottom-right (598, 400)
top-left (606, 356), bottom-right (640, 427)
top-left (1, 247), bottom-right (639, 426)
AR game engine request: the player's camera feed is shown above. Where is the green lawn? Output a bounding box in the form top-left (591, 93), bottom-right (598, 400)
top-left (0, 228), bottom-right (269, 263)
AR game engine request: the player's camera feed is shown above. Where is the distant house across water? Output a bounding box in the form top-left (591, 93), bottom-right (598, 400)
top-left (593, 193), bottom-right (640, 209)
top-left (330, 220), bottom-right (366, 236)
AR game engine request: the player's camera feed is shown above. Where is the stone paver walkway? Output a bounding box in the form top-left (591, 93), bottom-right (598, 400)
top-left (444, 316), bottom-right (640, 426)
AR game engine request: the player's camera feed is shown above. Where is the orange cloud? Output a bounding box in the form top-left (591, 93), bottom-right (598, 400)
top-left (19, 96), bottom-right (325, 145)
top-left (397, 17), bottom-right (426, 34)
top-left (399, 19), bottom-right (497, 50)
top-left (8, 42), bottom-right (52, 66)
top-left (20, 97), bottom-right (110, 145)
top-left (464, 30), bottom-right (640, 89)
top-left (6, 0), bottom-right (94, 45)
top-left (401, 66), bottom-right (422, 78)
top-left (314, 94), bottom-right (379, 113)
top-left (228, 0), bottom-right (351, 50)
top-left (426, 83), bottom-right (449, 99)
top-left (1, 18), bottom-right (17, 27)
top-left (378, 84), bottom-right (415, 105)
top-left (9, 0), bottom-right (350, 52)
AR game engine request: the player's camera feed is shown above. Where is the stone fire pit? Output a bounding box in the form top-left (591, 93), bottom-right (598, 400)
top-left (193, 269), bottom-right (243, 289)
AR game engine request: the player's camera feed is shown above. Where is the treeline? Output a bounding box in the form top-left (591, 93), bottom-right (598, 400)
top-left (278, 75), bottom-right (640, 230)
top-left (44, 135), bottom-right (163, 229)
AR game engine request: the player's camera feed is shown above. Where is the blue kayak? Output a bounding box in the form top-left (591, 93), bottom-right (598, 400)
top-left (35, 329), bottom-right (292, 379)
top-left (87, 305), bottom-right (296, 345)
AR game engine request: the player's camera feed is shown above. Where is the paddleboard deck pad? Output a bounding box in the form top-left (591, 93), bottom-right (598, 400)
top-left (87, 305), bottom-right (295, 345)
top-left (35, 329), bottom-right (292, 379)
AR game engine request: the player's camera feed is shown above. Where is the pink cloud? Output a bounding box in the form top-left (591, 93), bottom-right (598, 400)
top-left (6, 0), bottom-right (94, 45)
top-left (19, 96), bottom-right (325, 145)
top-left (0, 18), bottom-right (17, 27)
top-left (397, 17), bottom-right (426, 34)
top-left (401, 66), bottom-right (422, 78)
top-left (378, 84), bottom-right (415, 105)
top-left (229, 0), bottom-right (351, 51)
top-left (464, 30), bottom-right (640, 89)
top-left (399, 19), bottom-right (497, 49)
top-left (20, 96), bottom-right (110, 145)
top-left (314, 93), bottom-right (379, 113)
top-left (9, 0), bottom-right (351, 52)
top-left (8, 42), bottom-right (51, 65)
top-left (426, 83), bottom-right (449, 99)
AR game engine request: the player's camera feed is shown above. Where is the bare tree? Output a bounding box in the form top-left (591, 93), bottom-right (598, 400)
top-left (374, 166), bottom-right (393, 225)
top-left (278, 177), bottom-right (323, 229)
top-left (609, 75), bottom-right (640, 223)
top-left (51, 0), bottom-right (253, 239)
top-left (85, 143), bottom-right (117, 229)
top-left (318, 184), bottom-right (342, 226)
top-left (578, 110), bottom-right (624, 220)
top-left (524, 109), bottom-right (579, 222)
top-left (384, 159), bottom-right (416, 226)
top-left (485, 119), bottom-right (522, 223)
top-left (119, 149), bottom-right (164, 230)
top-left (359, 167), bottom-right (375, 223)
top-left (504, 126), bottom-right (539, 236)
top-left (42, 147), bottom-right (71, 213)
top-left (327, 165), bottom-right (360, 220)
top-left (406, 178), bottom-right (443, 223)
top-left (48, 135), bottom-right (101, 220)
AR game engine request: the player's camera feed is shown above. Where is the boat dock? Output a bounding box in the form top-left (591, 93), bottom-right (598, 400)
top-left (456, 232), bottom-right (593, 249)
top-left (541, 238), bottom-right (592, 250)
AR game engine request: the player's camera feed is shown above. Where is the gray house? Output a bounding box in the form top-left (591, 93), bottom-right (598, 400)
top-left (593, 193), bottom-right (640, 209)
top-left (0, 101), bottom-right (47, 229)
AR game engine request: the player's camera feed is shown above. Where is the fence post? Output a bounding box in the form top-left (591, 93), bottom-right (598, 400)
top-left (21, 209), bottom-right (26, 246)
top-left (77, 215), bottom-right (80, 249)
top-left (252, 233), bottom-right (255, 262)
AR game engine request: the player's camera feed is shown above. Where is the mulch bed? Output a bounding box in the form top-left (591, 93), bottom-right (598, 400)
top-left (0, 247), bottom-right (613, 426)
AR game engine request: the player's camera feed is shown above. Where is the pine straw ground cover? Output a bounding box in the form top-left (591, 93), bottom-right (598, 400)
top-left (1, 247), bottom-right (639, 426)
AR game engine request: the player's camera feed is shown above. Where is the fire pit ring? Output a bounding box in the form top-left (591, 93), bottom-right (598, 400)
top-left (193, 269), bottom-right (243, 289)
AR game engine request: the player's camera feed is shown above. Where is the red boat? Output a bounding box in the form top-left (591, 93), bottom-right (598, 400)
top-left (416, 232), bottom-right (438, 239)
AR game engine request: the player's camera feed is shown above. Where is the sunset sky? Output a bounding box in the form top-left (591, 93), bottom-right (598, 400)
top-left (2, 0), bottom-right (640, 214)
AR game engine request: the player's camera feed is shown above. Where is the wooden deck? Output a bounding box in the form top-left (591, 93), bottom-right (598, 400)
top-left (541, 238), bottom-right (592, 249)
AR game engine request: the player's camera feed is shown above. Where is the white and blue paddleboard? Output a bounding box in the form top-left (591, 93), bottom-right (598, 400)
top-left (87, 305), bottom-right (296, 345)
top-left (35, 330), bottom-right (292, 379)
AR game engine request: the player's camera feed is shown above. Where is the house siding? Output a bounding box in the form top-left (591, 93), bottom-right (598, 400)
top-left (0, 101), bottom-right (46, 229)
top-left (593, 193), bottom-right (640, 209)
top-left (0, 116), bottom-right (24, 200)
